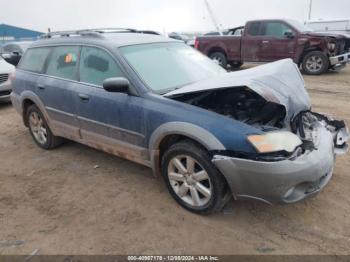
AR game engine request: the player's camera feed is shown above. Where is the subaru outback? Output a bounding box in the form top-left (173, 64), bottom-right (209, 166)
top-left (11, 29), bottom-right (349, 214)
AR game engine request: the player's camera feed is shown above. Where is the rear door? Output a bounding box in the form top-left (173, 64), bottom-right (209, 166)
top-left (75, 46), bottom-right (147, 164)
top-left (36, 45), bottom-right (81, 139)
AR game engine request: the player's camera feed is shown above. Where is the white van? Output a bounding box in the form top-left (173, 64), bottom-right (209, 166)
top-left (306, 18), bottom-right (350, 36)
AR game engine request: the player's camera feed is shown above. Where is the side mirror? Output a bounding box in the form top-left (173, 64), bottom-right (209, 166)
top-left (284, 31), bottom-right (295, 39)
top-left (103, 77), bottom-right (130, 93)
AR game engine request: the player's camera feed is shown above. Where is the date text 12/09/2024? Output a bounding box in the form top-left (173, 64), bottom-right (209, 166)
top-left (127, 255), bottom-right (219, 261)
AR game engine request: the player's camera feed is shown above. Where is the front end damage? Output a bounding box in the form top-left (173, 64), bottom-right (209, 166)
top-left (212, 111), bottom-right (348, 204)
top-left (165, 59), bottom-right (349, 204)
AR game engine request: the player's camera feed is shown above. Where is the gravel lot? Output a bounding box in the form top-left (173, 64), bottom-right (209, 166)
top-left (0, 66), bottom-right (350, 255)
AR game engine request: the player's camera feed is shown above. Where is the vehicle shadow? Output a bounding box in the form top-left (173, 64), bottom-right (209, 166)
top-left (0, 101), bottom-right (12, 109)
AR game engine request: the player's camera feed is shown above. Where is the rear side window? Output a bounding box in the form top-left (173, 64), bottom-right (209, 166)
top-left (79, 46), bottom-right (124, 86)
top-left (18, 47), bottom-right (51, 73)
top-left (262, 22), bottom-right (292, 38)
top-left (247, 22), bottom-right (261, 36)
top-left (46, 46), bottom-right (80, 81)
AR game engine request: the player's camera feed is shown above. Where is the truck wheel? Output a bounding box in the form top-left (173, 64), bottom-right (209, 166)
top-left (302, 51), bottom-right (329, 75)
top-left (229, 61), bottom-right (243, 70)
top-left (26, 104), bottom-right (64, 150)
top-left (210, 52), bottom-right (227, 69)
top-left (161, 140), bottom-right (227, 214)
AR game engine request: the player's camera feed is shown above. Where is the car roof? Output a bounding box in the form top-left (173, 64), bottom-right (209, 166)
top-left (29, 32), bottom-right (179, 49)
top-left (246, 19), bottom-right (289, 23)
top-left (2, 40), bottom-right (33, 46)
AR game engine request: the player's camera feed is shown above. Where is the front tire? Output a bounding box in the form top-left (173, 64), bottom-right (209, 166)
top-left (26, 104), bottom-right (64, 150)
top-left (209, 52), bottom-right (227, 69)
top-left (161, 140), bottom-right (227, 214)
top-left (302, 51), bottom-right (329, 75)
top-left (229, 61), bottom-right (243, 69)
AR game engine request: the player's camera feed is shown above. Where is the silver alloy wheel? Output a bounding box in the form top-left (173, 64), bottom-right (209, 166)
top-left (168, 155), bottom-right (212, 207)
top-left (305, 55), bottom-right (323, 73)
top-left (211, 56), bottom-right (223, 66)
top-left (29, 111), bottom-right (48, 145)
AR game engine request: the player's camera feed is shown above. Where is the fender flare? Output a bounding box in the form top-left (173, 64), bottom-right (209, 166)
top-left (207, 44), bottom-right (228, 57)
top-left (18, 91), bottom-right (53, 130)
top-left (148, 122), bottom-right (225, 175)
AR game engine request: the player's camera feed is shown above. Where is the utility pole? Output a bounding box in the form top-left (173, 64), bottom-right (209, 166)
top-left (308, 0), bottom-right (313, 21)
top-left (203, 0), bottom-right (223, 35)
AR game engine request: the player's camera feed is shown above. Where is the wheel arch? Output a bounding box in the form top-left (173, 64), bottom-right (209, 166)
top-left (149, 122), bottom-right (225, 176)
top-left (298, 47), bottom-right (326, 65)
top-left (208, 46), bottom-right (227, 58)
top-left (22, 98), bottom-right (35, 127)
top-left (19, 91), bottom-right (52, 129)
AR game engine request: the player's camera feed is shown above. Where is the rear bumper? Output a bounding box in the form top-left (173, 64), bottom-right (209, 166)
top-left (329, 52), bottom-right (350, 66)
top-left (212, 125), bottom-right (342, 205)
top-left (0, 80), bottom-right (12, 102)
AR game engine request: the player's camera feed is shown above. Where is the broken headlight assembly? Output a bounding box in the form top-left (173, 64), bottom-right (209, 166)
top-left (247, 131), bottom-right (302, 154)
top-left (327, 42), bottom-right (336, 52)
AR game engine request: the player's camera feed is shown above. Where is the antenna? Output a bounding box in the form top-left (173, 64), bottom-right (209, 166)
top-left (308, 0), bottom-right (313, 20)
top-left (203, 0), bottom-right (223, 35)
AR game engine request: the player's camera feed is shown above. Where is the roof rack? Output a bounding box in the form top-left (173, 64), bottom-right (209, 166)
top-left (40, 28), bottom-right (139, 39)
top-left (88, 28), bottom-right (138, 33)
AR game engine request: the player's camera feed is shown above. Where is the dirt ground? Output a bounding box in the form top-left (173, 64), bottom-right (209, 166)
top-left (1, 66), bottom-right (350, 256)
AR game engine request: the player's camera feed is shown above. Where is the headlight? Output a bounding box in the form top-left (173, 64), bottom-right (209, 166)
top-left (247, 131), bottom-right (302, 153)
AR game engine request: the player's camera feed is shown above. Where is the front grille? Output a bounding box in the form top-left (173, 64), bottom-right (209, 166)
top-left (336, 40), bottom-right (346, 55)
top-left (0, 90), bottom-right (11, 96)
top-left (0, 74), bottom-right (9, 84)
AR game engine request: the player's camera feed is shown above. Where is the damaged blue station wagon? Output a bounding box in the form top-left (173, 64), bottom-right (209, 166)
top-left (11, 29), bottom-right (349, 214)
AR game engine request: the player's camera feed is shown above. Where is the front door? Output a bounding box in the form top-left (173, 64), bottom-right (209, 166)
top-left (258, 21), bottom-right (297, 62)
top-left (75, 46), bottom-right (148, 164)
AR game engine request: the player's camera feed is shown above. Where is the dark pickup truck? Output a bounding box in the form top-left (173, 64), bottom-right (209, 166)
top-left (195, 19), bottom-right (350, 75)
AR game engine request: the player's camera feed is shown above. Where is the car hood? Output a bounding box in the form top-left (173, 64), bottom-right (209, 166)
top-left (0, 58), bottom-right (15, 72)
top-left (165, 59), bottom-right (311, 123)
top-left (302, 31), bottom-right (346, 39)
top-left (310, 31), bottom-right (350, 39)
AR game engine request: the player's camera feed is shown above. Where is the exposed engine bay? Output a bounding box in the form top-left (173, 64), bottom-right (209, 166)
top-left (171, 87), bottom-right (286, 131)
top-left (170, 86), bottom-right (349, 159)
top-left (165, 59), bottom-right (348, 161)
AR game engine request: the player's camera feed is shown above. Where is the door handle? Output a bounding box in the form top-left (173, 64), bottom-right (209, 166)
top-left (262, 40), bottom-right (269, 44)
top-left (37, 84), bottom-right (46, 90)
top-left (78, 93), bottom-right (90, 101)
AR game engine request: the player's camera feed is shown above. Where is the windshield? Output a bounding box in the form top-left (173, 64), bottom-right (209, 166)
top-left (287, 19), bottom-right (314, 32)
top-left (120, 42), bottom-right (226, 94)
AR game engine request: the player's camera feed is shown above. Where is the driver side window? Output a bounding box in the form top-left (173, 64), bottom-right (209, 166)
top-left (79, 46), bottom-right (125, 86)
top-left (263, 22), bottom-right (293, 38)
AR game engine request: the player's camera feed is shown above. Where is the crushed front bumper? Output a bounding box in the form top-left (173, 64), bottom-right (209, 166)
top-left (212, 123), bottom-right (348, 205)
top-left (329, 52), bottom-right (350, 66)
top-left (0, 80), bottom-right (12, 102)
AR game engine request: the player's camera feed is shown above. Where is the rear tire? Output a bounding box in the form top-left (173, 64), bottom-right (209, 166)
top-left (26, 104), bottom-right (64, 150)
top-left (302, 51), bottom-right (329, 75)
top-left (209, 52), bottom-right (227, 69)
top-left (161, 140), bottom-right (227, 214)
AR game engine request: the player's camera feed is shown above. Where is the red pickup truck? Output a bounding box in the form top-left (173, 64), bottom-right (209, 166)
top-left (195, 19), bottom-right (350, 75)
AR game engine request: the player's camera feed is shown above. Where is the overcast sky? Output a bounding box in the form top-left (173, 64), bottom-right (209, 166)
top-left (0, 0), bottom-right (349, 33)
